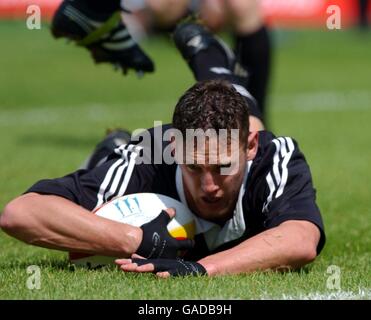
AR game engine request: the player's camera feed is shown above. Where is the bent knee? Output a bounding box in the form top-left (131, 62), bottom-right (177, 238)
top-left (145, 0), bottom-right (188, 26)
top-left (200, 0), bottom-right (227, 32)
top-left (226, 0), bottom-right (263, 33)
top-left (226, 0), bottom-right (260, 16)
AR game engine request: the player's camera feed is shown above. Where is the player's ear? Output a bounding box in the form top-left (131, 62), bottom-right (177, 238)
top-left (246, 131), bottom-right (259, 161)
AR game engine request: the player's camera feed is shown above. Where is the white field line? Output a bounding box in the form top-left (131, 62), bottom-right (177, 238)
top-left (0, 90), bottom-right (370, 127)
top-left (0, 104), bottom-right (107, 126)
top-left (262, 288), bottom-right (371, 300)
top-left (273, 90), bottom-right (371, 112)
top-left (0, 101), bottom-right (170, 127)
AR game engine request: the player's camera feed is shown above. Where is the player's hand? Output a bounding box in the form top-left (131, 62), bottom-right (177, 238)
top-left (116, 254), bottom-right (207, 278)
top-left (136, 208), bottom-right (194, 259)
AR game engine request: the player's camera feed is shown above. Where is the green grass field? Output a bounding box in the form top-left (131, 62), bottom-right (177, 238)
top-left (0, 21), bottom-right (370, 299)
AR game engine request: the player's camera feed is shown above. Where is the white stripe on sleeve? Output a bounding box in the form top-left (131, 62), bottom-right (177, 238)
top-left (262, 137), bottom-right (295, 212)
top-left (95, 158), bottom-right (124, 209)
top-left (275, 137), bottom-right (295, 198)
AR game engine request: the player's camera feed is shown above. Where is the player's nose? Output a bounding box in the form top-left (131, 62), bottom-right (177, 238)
top-left (200, 172), bottom-right (219, 194)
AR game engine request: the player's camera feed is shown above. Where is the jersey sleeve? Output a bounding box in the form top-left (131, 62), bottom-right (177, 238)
top-left (250, 136), bottom-right (326, 254)
top-left (26, 144), bottom-right (157, 211)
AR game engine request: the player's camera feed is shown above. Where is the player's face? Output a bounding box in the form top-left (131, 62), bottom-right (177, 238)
top-left (179, 135), bottom-right (253, 223)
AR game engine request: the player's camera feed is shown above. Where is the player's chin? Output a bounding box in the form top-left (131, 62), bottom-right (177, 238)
top-left (197, 200), bottom-right (229, 220)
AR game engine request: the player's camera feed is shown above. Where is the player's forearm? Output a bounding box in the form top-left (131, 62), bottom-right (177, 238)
top-left (0, 193), bottom-right (142, 257)
top-left (198, 221), bottom-right (320, 276)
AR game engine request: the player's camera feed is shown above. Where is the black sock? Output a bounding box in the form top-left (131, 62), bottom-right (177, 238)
top-left (189, 45), bottom-right (232, 81)
top-left (359, 0), bottom-right (369, 29)
top-left (189, 44), bottom-right (262, 121)
top-left (235, 26), bottom-right (272, 120)
top-left (75, 0), bottom-right (121, 15)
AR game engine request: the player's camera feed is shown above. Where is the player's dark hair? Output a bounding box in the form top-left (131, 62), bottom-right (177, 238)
top-left (172, 80), bottom-right (250, 145)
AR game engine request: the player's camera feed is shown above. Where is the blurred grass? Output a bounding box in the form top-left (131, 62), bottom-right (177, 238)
top-left (0, 21), bottom-right (370, 299)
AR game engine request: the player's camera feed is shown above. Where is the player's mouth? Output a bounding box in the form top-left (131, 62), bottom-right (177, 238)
top-left (201, 196), bottom-right (222, 204)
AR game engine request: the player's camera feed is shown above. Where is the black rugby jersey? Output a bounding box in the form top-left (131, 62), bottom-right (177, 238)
top-left (27, 125), bottom-right (325, 259)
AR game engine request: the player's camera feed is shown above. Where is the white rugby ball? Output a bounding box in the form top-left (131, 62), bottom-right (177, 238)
top-left (69, 193), bottom-right (196, 268)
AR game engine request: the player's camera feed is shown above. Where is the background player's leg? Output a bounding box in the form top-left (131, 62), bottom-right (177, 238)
top-left (226, 0), bottom-right (272, 122)
top-left (198, 0), bottom-right (226, 32)
top-left (358, 0), bottom-right (369, 29)
top-left (234, 26), bottom-right (271, 121)
top-left (198, 0), bottom-right (271, 124)
top-left (51, 0), bottom-right (154, 73)
top-left (80, 129), bottom-right (132, 170)
top-left (143, 0), bottom-right (189, 29)
top-left (80, 0), bottom-right (121, 13)
top-left (173, 23), bottom-right (238, 82)
top-left (173, 23), bottom-right (264, 130)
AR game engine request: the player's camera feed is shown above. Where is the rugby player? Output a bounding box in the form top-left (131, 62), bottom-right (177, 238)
top-left (0, 23), bottom-right (325, 277)
top-left (50, 0), bottom-right (271, 121)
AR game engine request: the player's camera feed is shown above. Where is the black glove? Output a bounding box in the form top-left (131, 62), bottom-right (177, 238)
top-left (132, 257), bottom-right (207, 277)
top-left (136, 210), bottom-right (194, 259)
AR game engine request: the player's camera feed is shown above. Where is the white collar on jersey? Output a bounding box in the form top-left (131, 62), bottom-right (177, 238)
top-left (175, 161), bottom-right (252, 251)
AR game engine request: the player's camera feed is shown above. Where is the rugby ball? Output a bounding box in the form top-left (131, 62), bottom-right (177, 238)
top-left (69, 193), bottom-right (196, 268)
